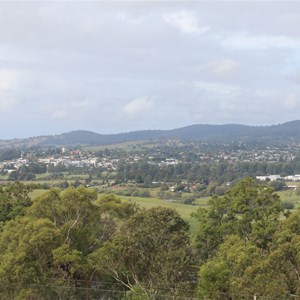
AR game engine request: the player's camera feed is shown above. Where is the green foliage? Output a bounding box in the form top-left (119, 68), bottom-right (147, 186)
top-left (52, 244), bottom-right (86, 280)
top-left (196, 180), bottom-right (300, 299)
top-left (0, 186), bottom-right (139, 298)
top-left (0, 182), bottom-right (32, 225)
top-left (113, 187), bottom-right (151, 198)
top-left (193, 178), bottom-right (283, 259)
top-left (0, 217), bottom-right (61, 297)
top-left (0, 148), bottom-right (21, 161)
top-left (199, 260), bottom-right (230, 300)
top-left (282, 200), bottom-right (295, 210)
top-left (7, 162), bottom-right (46, 181)
top-left (198, 235), bottom-right (260, 299)
top-left (91, 207), bottom-right (197, 298)
top-left (269, 180), bottom-right (287, 191)
top-left (1, 178), bottom-right (300, 298)
top-left (230, 213), bottom-right (300, 299)
top-left (28, 187), bottom-right (117, 252)
top-left (95, 194), bottom-right (138, 219)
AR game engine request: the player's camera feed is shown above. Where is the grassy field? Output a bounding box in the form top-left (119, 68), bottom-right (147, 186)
top-left (276, 190), bottom-right (300, 208)
top-left (107, 195), bottom-right (201, 234)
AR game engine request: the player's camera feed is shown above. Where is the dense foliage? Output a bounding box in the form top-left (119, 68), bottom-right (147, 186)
top-left (0, 179), bottom-right (300, 299)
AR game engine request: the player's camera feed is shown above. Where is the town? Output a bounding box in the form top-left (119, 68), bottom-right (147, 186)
top-left (0, 142), bottom-right (300, 187)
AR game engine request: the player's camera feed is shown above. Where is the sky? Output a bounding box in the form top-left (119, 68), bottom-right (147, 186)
top-left (1, 1), bottom-right (300, 139)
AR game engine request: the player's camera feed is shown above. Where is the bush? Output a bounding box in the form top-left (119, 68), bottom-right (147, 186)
top-left (139, 190), bottom-right (150, 197)
top-left (269, 180), bottom-right (287, 191)
top-left (282, 201), bottom-right (295, 210)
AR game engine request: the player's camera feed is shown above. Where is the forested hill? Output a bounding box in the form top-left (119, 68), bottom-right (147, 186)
top-left (2, 120), bottom-right (300, 147)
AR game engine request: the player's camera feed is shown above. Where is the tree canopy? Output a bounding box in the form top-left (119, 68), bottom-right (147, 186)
top-left (0, 179), bottom-right (299, 299)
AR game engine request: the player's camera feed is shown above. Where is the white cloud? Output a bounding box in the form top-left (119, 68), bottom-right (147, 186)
top-left (73, 98), bottom-right (94, 109)
top-left (283, 92), bottom-right (300, 111)
top-left (50, 109), bottom-right (68, 120)
top-left (117, 12), bottom-right (144, 25)
top-left (124, 96), bottom-right (153, 116)
top-left (0, 97), bottom-right (17, 113)
top-left (222, 34), bottom-right (300, 50)
top-left (163, 11), bottom-right (210, 34)
top-left (211, 59), bottom-right (240, 76)
top-left (194, 81), bottom-right (241, 97)
top-left (0, 69), bottom-right (20, 90)
top-left (253, 89), bottom-right (280, 98)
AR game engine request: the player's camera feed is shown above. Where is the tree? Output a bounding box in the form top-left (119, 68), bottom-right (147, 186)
top-left (28, 187), bottom-right (113, 253)
top-left (229, 211), bottom-right (300, 299)
top-left (198, 235), bottom-right (260, 300)
top-left (95, 193), bottom-right (137, 220)
top-left (91, 207), bottom-right (197, 299)
top-left (0, 187), bottom-right (138, 298)
top-left (193, 178), bottom-right (283, 259)
top-left (8, 168), bottom-right (36, 181)
top-left (0, 182), bottom-right (32, 225)
top-left (196, 180), bottom-right (300, 299)
top-left (0, 217), bottom-right (61, 298)
top-left (269, 180), bottom-right (287, 191)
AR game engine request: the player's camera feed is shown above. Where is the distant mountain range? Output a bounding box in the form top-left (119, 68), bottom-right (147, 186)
top-left (2, 121), bottom-right (300, 148)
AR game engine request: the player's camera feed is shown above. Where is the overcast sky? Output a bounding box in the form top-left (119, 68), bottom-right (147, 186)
top-left (1, 1), bottom-right (300, 138)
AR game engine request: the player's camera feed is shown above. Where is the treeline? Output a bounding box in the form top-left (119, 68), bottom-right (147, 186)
top-left (0, 179), bottom-right (299, 298)
top-left (4, 151), bottom-right (300, 185)
top-left (116, 159), bottom-right (300, 184)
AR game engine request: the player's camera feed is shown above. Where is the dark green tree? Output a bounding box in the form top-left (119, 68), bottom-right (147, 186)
top-left (0, 182), bottom-right (32, 225)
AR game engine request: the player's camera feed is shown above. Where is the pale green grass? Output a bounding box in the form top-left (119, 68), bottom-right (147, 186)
top-left (116, 195), bottom-right (200, 234)
top-left (276, 190), bottom-right (300, 208)
top-left (65, 174), bottom-right (89, 179)
top-left (194, 197), bottom-right (210, 206)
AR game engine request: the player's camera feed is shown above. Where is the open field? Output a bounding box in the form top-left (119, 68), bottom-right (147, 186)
top-left (118, 195), bottom-right (201, 233)
top-left (276, 190), bottom-right (300, 208)
top-left (29, 187), bottom-right (300, 235)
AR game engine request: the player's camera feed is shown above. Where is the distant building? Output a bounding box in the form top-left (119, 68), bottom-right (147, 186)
top-left (256, 175), bottom-right (280, 181)
top-left (256, 174), bottom-right (300, 182)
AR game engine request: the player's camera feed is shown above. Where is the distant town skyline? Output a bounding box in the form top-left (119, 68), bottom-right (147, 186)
top-left (0, 1), bottom-right (300, 139)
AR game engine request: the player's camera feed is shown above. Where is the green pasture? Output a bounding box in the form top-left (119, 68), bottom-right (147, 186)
top-left (65, 174), bottom-right (89, 179)
top-left (276, 190), bottom-right (300, 208)
top-left (116, 195), bottom-right (200, 234)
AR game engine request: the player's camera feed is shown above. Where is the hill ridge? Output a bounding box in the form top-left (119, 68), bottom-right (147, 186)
top-left (1, 121), bottom-right (300, 148)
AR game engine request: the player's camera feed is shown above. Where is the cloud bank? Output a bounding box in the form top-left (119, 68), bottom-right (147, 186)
top-left (0, 1), bottom-right (300, 138)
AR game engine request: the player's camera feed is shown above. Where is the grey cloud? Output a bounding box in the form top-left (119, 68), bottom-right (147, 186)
top-left (0, 1), bottom-right (300, 138)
